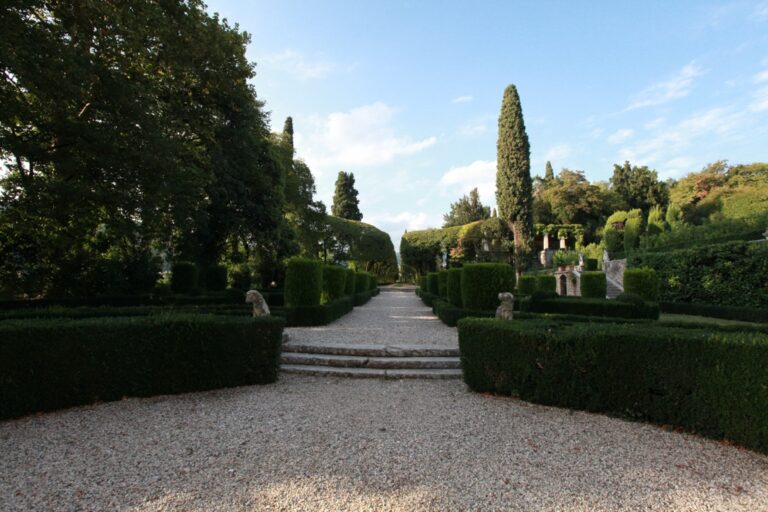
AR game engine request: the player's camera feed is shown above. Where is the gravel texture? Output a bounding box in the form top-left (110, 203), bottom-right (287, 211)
top-left (1, 376), bottom-right (767, 511)
top-left (286, 289), bottom-right (458, 348)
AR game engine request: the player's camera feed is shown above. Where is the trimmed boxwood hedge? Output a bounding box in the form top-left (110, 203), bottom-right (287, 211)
top-left (367, 272), bottom-right (378, 291)
top-left (171, 261), bottom-right (198, 294)
top-left (536, 274), bottom-right (556, 293)
top-left (285, 296), bottom-right (354, 326)
top-left (355, 272), bottom-right (370, 293)
top-left (447, 268), bottom-right (463, 307)
top-left (522, 295), bottom-right (659, 319)
top-left (458, 318), bottom-right (768, 454)
top-left (323, 265), bottom-right (347, 302)
top-left (580, 271), bottom-right (606, 299)
top-left (461, 263), bottom-right (515, 311)
top-left (0, 315), bottom-right (285, 420)
top-left (285, 257), bottom-right (323, 307)
top-left (426, 272), bottom-right (440, 296)
top-left (517, 275), bottom-right (537, 296)
top-left (437, 271), bottom-right (448, 299)
top-left (204, 265), bottom-right (228, 291)
top-left (623, 267), bottom-right (659, 302)
top-left (344, 269), bottom-right (356, 296)
top-left (661, 302), bottom-right (768, 324)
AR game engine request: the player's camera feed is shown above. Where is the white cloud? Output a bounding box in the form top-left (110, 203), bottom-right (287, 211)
top-left (644, 117), bottom-right (666, 130)
top-left (295, 102), bottom-right (437, 173)
top-left (751, 86), bottom-right (768, 111)
top-left (542, 144), bottom-right (573, 163)
top-left (756, 1), bottom-right (768, 20)
top-left (262, 50), bottom-right (334, 80)
top-left (626, 62), bottom-right (705, 111)
top-left (661, 157), bottom-right (695, 179)
top-left (458, 121), bottom-right (488, 136)
top-left (607, 128), bottom-right (634, 144)
top-left (439, 160), bottom-right (496, 202)
top-left (451, 95), bottom-right (473, 104)
top-left (753, 69), bottom-right (768, 83)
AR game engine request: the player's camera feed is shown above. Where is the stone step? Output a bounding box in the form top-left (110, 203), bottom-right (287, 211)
top-left (282, 342), bottom-right (460, 358)
top-left (281, 352), bottom-right (461, 369)
top-left (281, 364), bottom-right (463, 380)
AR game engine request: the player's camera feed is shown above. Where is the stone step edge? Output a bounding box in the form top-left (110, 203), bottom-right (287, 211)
top-left (282, 342), bottom-right (459, 358)
top-left (281, 364), bottom-right (463, 379)
top-left (281, 352), bottom-right (461, 369)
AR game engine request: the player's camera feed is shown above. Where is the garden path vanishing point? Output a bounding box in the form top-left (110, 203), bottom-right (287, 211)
top-left (1, 288), bottom-right (767, 511)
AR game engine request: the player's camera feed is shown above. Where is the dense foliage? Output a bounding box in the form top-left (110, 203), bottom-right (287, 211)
top-left (331, 171), bottom-right (363, 221)
top-left (443, 188), bottom-right (491, 227)
top-left (458, 318), bottom-right (768, 453)
top-left (579, 271), bottom-right (606, 299)
top-left (609, 161), bottom-right (669, 213)
top-left (322, 216), bottom-right (398, 282)
top-left (461, 263), bottom-right (516, 311)
top-left (623, 268), bottom-right (659, 301)
top-left (447, 268), bottom-right (463, 306)
top-left (0, 314), bottom-right (284, 419)
top-left (284, 257), bottom-right (323, 307)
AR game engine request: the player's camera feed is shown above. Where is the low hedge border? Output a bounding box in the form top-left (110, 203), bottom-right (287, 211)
top-left (432, 298), bottom-right (495, 326)
top-left (522, 296), bottom-right (659, 320)
top-left (0, 315), bottom-right (285, 420)
top-left (285, 296), bottom-right (354, 326)
top-left (458, 318), bottom-right (768, 454)
top-left (661, 302), bottom-right (768, 324)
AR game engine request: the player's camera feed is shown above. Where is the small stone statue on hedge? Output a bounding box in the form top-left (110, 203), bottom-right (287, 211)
top-left (495, 292), bottom-right (514, 321)
top-left (246, 290), bottom-right (271, 317)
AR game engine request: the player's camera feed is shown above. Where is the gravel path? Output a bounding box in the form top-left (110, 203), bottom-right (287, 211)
top-left (286, 289), bottom-right (457, 348)
top-left (2, 376), bottom-right (766, 511)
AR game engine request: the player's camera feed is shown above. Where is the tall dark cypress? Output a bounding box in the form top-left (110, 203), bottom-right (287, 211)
top-left (331, 171), bottom-right (363, 221)
top-left (283, 116), bottom-right (294, 152)
top-left (496, 84), bottom-right (533, 275)
top-left (545, 161), bottom-right (554, 181)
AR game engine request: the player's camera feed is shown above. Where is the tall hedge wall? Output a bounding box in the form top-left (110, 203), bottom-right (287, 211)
top-left (0, 315), bottom-right (285, 419)
top-left (344, 268), bottom-right (356, 295)
top-left (580, 271), bottom-right (606, 299)
top-left (285, 257), bottom-right (323, 307)
top-left (447, 268), bottom-right (463, 307)
top-left (461, 263), bottom-right (516, 311)
top-left (458, 318), bottom-right (768, 453)
top-left (323, 265), bottom-right (347, 302)
top-left (628, 241), bottom-right (768, 308)
top-left (325, 216), bottom-right (398, 283)
top-left (623, 267), bottom-right (659, 302)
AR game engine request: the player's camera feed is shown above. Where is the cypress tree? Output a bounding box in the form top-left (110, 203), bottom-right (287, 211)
top-left (496, 84), bottom-right (533, 276)
top-left (283, 116), bottom-right (294, 152)
top-left (545, 161), bottom-right (554, 181)
top-left (331, 171), bottom-right (363, 221)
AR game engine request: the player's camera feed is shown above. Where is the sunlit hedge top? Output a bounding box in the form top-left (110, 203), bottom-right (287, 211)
top-left (325, 216), bottom-right (398, 281)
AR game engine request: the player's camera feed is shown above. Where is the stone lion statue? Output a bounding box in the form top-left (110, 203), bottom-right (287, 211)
top-left (495, 292), bottom-right (514, 321)
top-left (245, 289), bottom-right (270, 317)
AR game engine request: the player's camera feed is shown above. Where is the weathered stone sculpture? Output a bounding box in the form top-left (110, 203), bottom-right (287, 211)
top-left (245, 289), bottom-right (271, 317)
top-left (495, 292), bottom-right (514, 321)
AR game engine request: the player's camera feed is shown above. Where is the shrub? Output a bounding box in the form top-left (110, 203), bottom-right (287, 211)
top-left (285, 296), bottom-right (353, 326)
top-left (585, 258), bottom-right (598, 271)
top-left (284, 257), bottom-right (323, 307)
top-left (368, 272), bottom-right (377, 291)
top-left (615, 292), bottom-right (646, 308)
top-left (0, 315), bottom-right (285, 420)
top-left (447, 269), bottom-right (463, 307)
top-left (426, 272), bottom-right (440, 296)
top-left (204, 265), bottom-right (228, 291)
top-left (171, 261), bottom-right (198, 294)
top-left (458, 318), bottom-right (768, 454)
top-left (354, 289), bottom-right (376, 306)
top-left (536, 274), bottom-right (556, 293)
top-left (660, 302), bottom-right (768, 324)
top-left (622, 267), bottom-right (659, 302)
top-left (629, 241), bottom-right (768, 308)
top-left (623, 216), bottom-right (643, 252)
top-left (580, 271), bottom-right (606, 299)
top-left (523, 295), bottom-right (659, 319)
top-left (355, 272), bottom-right (369, 293)
top-left (419, 274), bottom-right (428, 292)
top-left (432, 298), bottom-right (495, 327)
top-left (437, 271), bottom-right (448, 298)
top-left (230, 266), bottom-right (251, 291)
top-left (461, 263), bottom-right (516, 311)
top-left (323, 266), bottom-right (347, 302)
top-left (517, 275), bottom-right (537, 296)
top-left (344, 269), bottom-right (356, 295)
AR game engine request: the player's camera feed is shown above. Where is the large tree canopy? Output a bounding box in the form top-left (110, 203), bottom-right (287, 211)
top-left (443, 188), bottom-right (491, 227)
top-left (609, 161), bottom-right (669, 214)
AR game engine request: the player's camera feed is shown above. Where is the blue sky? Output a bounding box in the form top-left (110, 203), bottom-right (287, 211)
top-left (206, 0), bottom-right (768, 246)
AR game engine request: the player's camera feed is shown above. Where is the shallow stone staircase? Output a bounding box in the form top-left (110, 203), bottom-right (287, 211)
top-left (281, 341), bottom-right (462, 379)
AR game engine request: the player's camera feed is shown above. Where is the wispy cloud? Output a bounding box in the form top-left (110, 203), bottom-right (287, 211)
top-left (755, 70), bottom-right (768, 83)
top-left (439, 160), bottom-right (496, 203)
top-left (261, 50), bottom-right (335, 80)
top-left (542, 144), bottom-right (573, 163)
top-left (756, 1), bottom-right (768, 21)
top-left (751, 86), bottom-right (768, 111)
top-left (451, 95), bottom-right (473, 104)
top-left (607, 128), bottom-right (634, 144)
top-left (625, 62), bottom-right (705, 111)
top-left (296, 102), bottom-right (436, 173)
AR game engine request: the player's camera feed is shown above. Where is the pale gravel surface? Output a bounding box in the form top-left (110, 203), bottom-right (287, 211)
top-left (1, 376), bottom-right (767, 511)
top-left (286, 289), bottom-right (458, 348)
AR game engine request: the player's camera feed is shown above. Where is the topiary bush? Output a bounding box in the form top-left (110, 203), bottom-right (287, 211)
top-left (616, 292), bottom-right (646, 308)
top-left (323, 266), bottom-right (347, 302)
top-left (426, 272), bottom-right (440, 296)
top-left (461, 263), bottom-right (516, 311)
top-left (458, 318), bottom-right (768, 454)
top-left (523, 295), bottom-right (658, 319)
top-left (204, 265), bottom-right (228, 292)
top-left (517, 275), bottom-right (537, 296)
top-left (437, 271), bottom-right (448, 299)
top-left (355, 271), bottom-right (370, 293)
top-left (285, 257), bottom-right (323, 307)
top-left (447, 268), bottom-right (463, 307)
top-left (368, 272), bottom-right (377, 291)
top-left (536, 274), bottom-right (556, 293)
top-left (580, 271), bottom-right (607, 299)
top-left (345, 268), bottom-right (356, 296)
top-left (623, 267), bottom-right (659, 302)
top-left (171, 261), bottom-right (198, 294)
top-left (230, 266), bottom-right (251, 291)
top-left (585, 258), bottom-right (598, 271)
